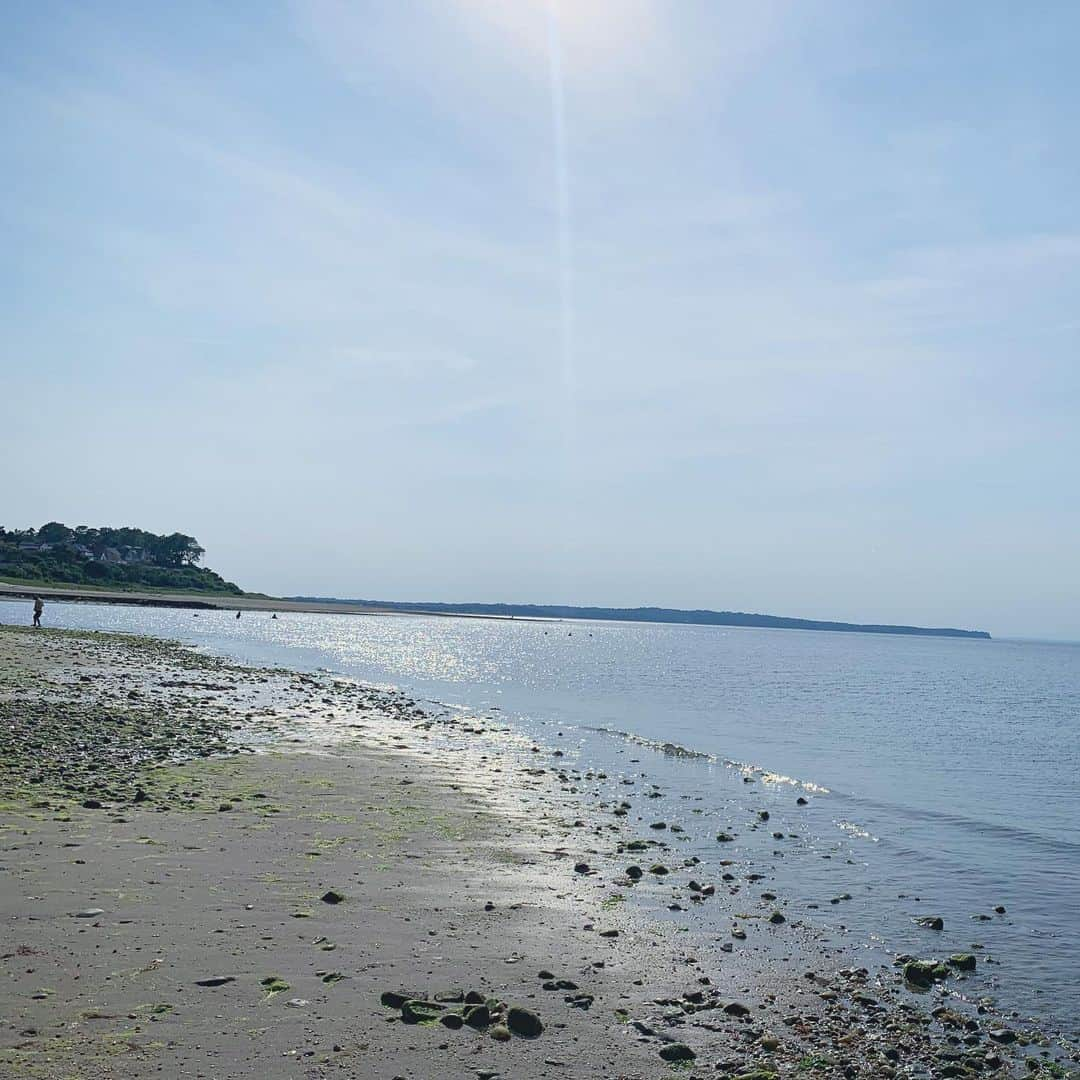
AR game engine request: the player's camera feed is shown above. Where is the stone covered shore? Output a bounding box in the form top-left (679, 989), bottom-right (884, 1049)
top-left (0, 625), bottom-right (1075, 1080)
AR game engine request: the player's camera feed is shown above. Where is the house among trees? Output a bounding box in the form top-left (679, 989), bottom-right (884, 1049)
top-left (0, 522), bottom-right (239, 595)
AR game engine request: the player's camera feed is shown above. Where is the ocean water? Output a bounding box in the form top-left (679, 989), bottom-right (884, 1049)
top-left (3, 599), bottom-right (1078, 1036)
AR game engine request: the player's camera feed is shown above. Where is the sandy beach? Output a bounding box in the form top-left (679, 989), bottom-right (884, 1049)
top-left (1, 625), bottom-right (1073, 1080)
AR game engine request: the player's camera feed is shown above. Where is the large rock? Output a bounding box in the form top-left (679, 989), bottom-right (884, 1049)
top-left (380, 990), bottom-right (422, 1008)
top-left (506, 1006), bottom-right (543, 1037)
top-left (903, 960), bottom-right (950, 988)
top-left (659, 1043), bottom-right (696, 1062)
top-left (401, 999), bottom-right (444, 1024)
top-left (464, 1003), bottom-right (491, 1029)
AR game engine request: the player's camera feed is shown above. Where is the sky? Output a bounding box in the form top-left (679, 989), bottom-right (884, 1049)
top-left (3, 1), bottom-right (1079, 638)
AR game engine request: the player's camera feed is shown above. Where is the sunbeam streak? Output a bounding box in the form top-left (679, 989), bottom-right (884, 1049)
top-left (546, 0), bottom-right (577, 453)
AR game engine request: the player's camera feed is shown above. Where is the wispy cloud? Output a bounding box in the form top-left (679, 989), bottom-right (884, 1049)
top-left (3, 2), bottom-right (1080, 631)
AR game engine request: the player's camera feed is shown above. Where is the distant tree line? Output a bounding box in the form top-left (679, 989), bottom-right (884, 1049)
top-left (293, 597), bottom-right (990, 639)
top-left (0, 522), bottom-right (241, 594)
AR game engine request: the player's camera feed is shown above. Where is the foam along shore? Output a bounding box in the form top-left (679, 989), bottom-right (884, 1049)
top-left (0, 625), bottom-right (1071, 1079)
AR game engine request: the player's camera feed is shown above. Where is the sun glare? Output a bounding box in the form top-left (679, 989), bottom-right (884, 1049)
top-left (455, 0), bottom-right (662, 70)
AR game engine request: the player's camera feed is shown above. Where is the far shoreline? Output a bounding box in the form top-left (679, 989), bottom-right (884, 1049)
top-left (0, 580), bottom-right (991, 639)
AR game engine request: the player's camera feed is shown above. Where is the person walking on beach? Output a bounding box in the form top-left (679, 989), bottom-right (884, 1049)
top-left (32, 596), bottom-right (43, 628)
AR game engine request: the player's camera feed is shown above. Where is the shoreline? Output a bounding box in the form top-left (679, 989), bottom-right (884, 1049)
top-left (0, 582), bottom-right (991, 639)
top-left (0, 581), bottom-right (404, 616)
top-left (1, 625), bottom-right (1075, 1079)
top-left (0, 582), bottom-right (545, 623)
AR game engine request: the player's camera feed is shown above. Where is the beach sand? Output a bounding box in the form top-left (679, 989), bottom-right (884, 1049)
top-left (0, 626), bottom-right (1071, 1079)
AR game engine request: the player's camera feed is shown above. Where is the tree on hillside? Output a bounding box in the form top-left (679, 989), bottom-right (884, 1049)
top-left (38, 522), bottom-right (75, 545)
top-left (156, 533), bottom-right (205, 567)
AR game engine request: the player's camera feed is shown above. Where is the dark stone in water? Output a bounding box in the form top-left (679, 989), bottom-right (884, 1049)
top-left (320, 890), bottom-right (345, 905)
top-left (948, 953), bottom-right (976, 972)
top-left (903, 960), bottom-right (950, 988)
top-left (724, 1001), bottom-right (751, 1017)
top-left (574, 862), bottom-right (590, 874)
top-left (914, 915), bottom-right (944, 931)
top-left (626, 866), bottom-right (643, 880)
top-left (440, 1012), bottom-right (463, 1029)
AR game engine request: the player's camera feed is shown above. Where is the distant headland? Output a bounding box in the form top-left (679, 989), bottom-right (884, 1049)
top-left (0, 522), bottom-right (241, 595)
top-left (290, 598), bottom-right (992, 640)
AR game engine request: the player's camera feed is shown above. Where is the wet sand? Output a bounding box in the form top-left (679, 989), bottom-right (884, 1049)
top-left (0, 626), bottom-right (1074, 1079)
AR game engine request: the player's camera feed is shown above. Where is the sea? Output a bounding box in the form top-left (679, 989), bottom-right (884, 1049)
top-left (3, 599), bottom-right (1078, 1039)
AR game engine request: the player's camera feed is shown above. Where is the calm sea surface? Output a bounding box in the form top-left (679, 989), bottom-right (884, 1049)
top-left (3, 600), bottom-right (1078, 1036)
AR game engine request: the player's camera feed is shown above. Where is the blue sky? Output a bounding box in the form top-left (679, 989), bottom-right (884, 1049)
top-left (3, 1), bottom-right (1078, 637)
